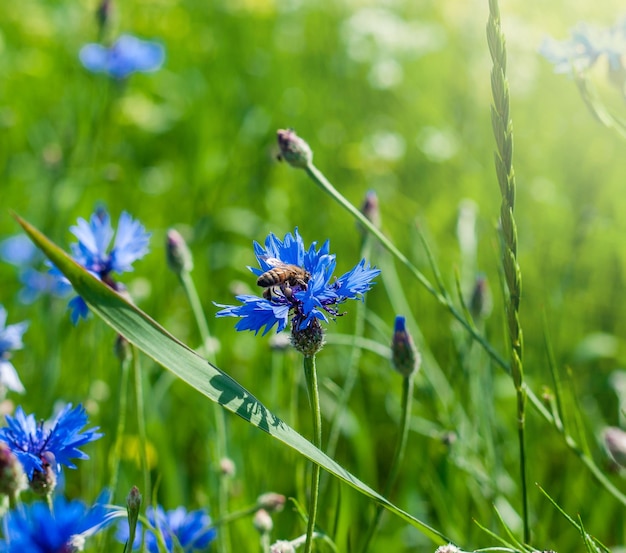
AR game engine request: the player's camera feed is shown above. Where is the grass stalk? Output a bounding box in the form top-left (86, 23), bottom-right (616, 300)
top-left (486, 0), bottom-right (529, 542)
top-left (295, 155), bottom-right (626, 508)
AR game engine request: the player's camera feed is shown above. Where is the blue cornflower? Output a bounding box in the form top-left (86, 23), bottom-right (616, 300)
top-left (0, 235), bottom-right (71, 305)
top-left (539, 20), bottom-right (626, 76)
top-left (215, 229), bottom-right (380, 338)
top-left (117, 505), bottom-right (217, 553)
top-left (0, 305), bottom-right (28, 394)
top-left (55, 209), bottom-right (151, 324)
top-left (0, 403), bottom-right (102, 480)
top-left (0, 493), bottom-right (119, 553)
top-left (79, 34), bottom-right (165, 79)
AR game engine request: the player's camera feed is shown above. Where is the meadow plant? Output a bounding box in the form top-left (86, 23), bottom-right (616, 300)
top-left (117, 504), bottom-right (217, 552)
top-left (0, 404), bottom-right (102, 495)
top-left (0, 305), bottom-right (28, 394)
top-left (0, 494), bottom-right (118, 552)
top-left (51, 208), bottom-right (150, 324)
top-left (79, 34), bottom-right (165, 80)
top-left (5, 0), bottom-right (626, 551)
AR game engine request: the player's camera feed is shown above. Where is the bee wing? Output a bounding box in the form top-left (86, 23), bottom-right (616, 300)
top-left (259, 256), bottom-right (288, 268)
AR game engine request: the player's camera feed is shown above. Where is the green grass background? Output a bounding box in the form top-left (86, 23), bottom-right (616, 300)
top-left (2, 0), bottom-right (626, 550)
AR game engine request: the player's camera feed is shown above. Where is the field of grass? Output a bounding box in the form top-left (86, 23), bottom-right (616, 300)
top-left (2, 0), bottom-right (626, 551)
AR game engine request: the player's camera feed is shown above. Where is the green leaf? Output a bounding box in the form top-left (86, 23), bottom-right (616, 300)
top-left (16, 214), bottom-right (450, 546)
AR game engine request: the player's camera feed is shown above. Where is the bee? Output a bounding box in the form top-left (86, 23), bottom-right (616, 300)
top-left (257, 257), bottom-right (311, 300)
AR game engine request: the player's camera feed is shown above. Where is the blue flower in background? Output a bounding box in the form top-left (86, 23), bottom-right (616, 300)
top-left (0, 404), bottom-right (102, 480)
top-left (0, 493), bottom-right (118, 553)
top-left (216, 229), bottom-right (380, 335)
top-left (540, 20), bottom-right (626, 75)
top-left (79, 34), bottom-right (165, 79)
top-left (0, 305), bottom-right (28, 394)
top-left (55, 208), bottom-right (151, 324)
top-left (0, 235), bottom-right (72, 305)
top-left (117, 505), bottom-right (216, 553)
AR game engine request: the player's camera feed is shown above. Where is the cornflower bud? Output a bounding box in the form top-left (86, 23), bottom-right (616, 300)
top-left (29, 453), bottom-right (57, 497)
top-left (0, 441), bottom-right (26, 497)
top-left (435, 545), bottom-right (461, 553)
top-left (257, 492), bottom-right (286, 512)
top-left (360, 190), bottom-right (381, 230)
top-left (469, 274), bottom-right (490, 321)
top-left (391, 316), bottom-right (420, 377)
top-left (96, 0), bottom-right (112, 31)
top-left (276, 129), bottom-right (313, 168)
top-left (219, 457), bottom-right (236, 477)
top-left (253, 508), bottom-right (273, 534)
top-left (166, 228), bottom-right (194, 274)
top-left (290, 319), bottom-right (325, 357)
top-left (604, 426), bottom-right (626, 467)
top-left (270, 541), bottom-right (296, 553)
top-left (114, 334), bottom-right (131, 365)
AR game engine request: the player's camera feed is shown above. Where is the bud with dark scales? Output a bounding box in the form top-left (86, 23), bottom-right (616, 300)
top-left (0, 442), bottom-right (25, 498)
top-left (360, 190), bottom-right (381, 230)
top-left (391, 316), bottom-right (421, 377)
top-left (291, 319), bottom-right (326, 357)
top-left (276, 129), bottom-right (313, 168)
top-left (257, 492), bottom-right (286, 512)
top-left (166, 228), bottom-right (194, 274)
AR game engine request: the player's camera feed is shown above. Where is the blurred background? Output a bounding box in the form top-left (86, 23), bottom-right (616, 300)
top-left (2, 0), bottom-right (626, 550)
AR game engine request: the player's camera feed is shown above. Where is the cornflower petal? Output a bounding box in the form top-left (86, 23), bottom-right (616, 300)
top-left (0, 493), bottom-right (117, 552)
top-left (80, 34), bottom-right (165, 79)
top-left (110, 212), bottom-right (151, 272)
top-left (0, 306), bottom-right (28, 393)
top-left (0, 235), bottom-right (38, 267)
top-left (0, 404), bottom-right (102, 479)
top-left (117, 504), bottom-right (216, 553)
top-left (216, 229), bottom-right (379, 336)
top-left (333, 259), bottom-right (381, 299)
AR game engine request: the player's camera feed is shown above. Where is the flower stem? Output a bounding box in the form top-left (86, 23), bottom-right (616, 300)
top-left (298, 154), bottom-right (626, 511)
top-left (178, 269), bottom-right (230, 553)
top-left (487, 0), bottom-right (529, 542)
top-left (132, 346), bottom-right (151, 504)
top-left (303, 354), bottom-right (322, 553)
top-left (108, 344), bottom-right (131, 500)
top-left (359, 374), bottom-right (414, 553)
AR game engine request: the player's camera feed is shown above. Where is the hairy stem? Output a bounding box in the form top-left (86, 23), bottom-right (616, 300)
top-left (303, 354), bottom-right (322, 553)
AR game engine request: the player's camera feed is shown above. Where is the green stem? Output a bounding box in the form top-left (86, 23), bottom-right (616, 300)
top-left (108, 345), bottom-right (131, 500)
top-left (487, 0), bottom-right (529, 542)
top-left (132, 346), bottom-right (151, 504)
top-left (303, 354), bottom-right (322, 553)
top-left (304, 163), bottom-right (505, 374)
top-left (360, 375), bottom-right (414, 553)
top-left (178, 269), bottom-right (230, 553)
top-left (301, 157), bottom-right (626, 509)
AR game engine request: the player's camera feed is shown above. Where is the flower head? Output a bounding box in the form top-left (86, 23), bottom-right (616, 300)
top-left (0, 305), bottom-right (28, 394)
top-left (0, 493), bottom-right (117, 552)
top-left (539, 20), bottom-right (626, 77)
top-left (0, 404), bottom-right (102, 481)
top-left (0, 235), bottom-right (72, 305)
top-left (55, 209), bottom-right (151, 324)
top-left (117, 505), bottom-right (216, 553)
top-left (215, 229), bottom-right (380, 339)
top-left (79, 34), bottom-right (165, 79)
